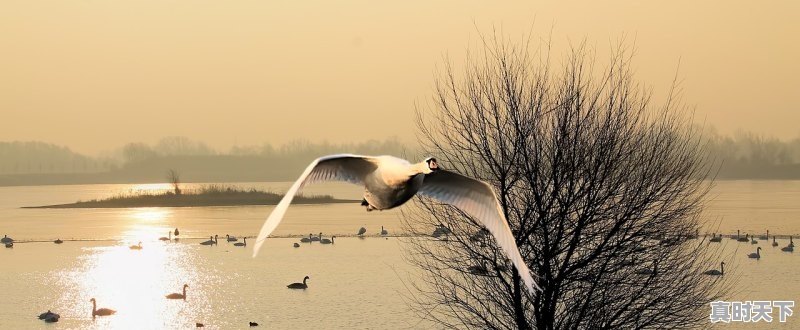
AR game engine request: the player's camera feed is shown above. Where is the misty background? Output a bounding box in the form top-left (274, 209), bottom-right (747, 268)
top-left (1, 0), bottom-right (798, 185)
top-left (1, 127), bottom-right (800, 187)
top-left (1, 1), bottom-right (799, 155)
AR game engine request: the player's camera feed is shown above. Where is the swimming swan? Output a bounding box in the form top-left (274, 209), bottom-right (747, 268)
top-left (704, 262), bottom-right (725, 276)
top-left (234, 238), bottom-right (246, 247)
top-left (1, 235), bottom-right (13, 244)
top-left (320, 236), bottom-right (335, 244)
top-left (709, 233), bottom-right (722, 243)
top-left (90, 298), bottom-right (116, 317)
top-left (748, 247), bottom-right (762, 259)
top-left (159, 232), bottom-right (172, 241)
top-left (300, 234), bottom-right (312, 243)
top-left (38, 310), bottom-right (59, 320)
top-left (252, 154), bottom-right (540, 292)
top-left (200, 235), bottom-right (218, 245)
top-left (782, 237), bottom-right (794, 252)
top-left (226, 234), bottom-right (238, 242)
top-left (129, 242), bottom-right (142, 250)
top-left (357, 227), bottom-right (366, 236)
top-left (165, 284), bottom-right (188, 300)
top-left (287, 276), bottom-right (309, 289)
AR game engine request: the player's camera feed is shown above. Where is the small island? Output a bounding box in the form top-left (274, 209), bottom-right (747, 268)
top-left (24, 184), bottom-right (358, 209)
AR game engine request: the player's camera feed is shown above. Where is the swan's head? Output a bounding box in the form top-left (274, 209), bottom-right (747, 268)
top-left (304, 276), bottom-right (310, 280)
top-left (90, 298), bottom-right (95, 303)
top-left (424, 157), bottom-right (440, 173)
top-left (184, 284), bottom-right (189, 288)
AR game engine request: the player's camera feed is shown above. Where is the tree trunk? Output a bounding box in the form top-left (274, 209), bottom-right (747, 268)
top-left (512, 266), bottom-right (530, 330)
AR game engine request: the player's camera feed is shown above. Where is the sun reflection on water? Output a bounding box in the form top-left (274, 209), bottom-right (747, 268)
top-left (54, 232), bottom-right (214, 329)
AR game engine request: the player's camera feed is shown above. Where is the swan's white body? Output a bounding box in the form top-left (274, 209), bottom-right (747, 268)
top-left (252, 154), bottom-right (539, 292)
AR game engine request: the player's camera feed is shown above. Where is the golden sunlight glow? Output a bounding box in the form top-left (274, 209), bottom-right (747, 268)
top-left (129, 183), bottom-right (174, 195)
top-left (131, 208), bottom-right (170, 222)
top-left (55, 231), bottom-right (209, 329)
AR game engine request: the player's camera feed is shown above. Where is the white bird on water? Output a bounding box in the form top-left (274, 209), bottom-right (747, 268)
top-left (252, 154), bottom-right (540, 292)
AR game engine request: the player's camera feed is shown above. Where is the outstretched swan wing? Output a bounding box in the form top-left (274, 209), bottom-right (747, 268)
top-left (418, 170), bottom-right (540, 292)
top-left (253, 154), bottom-right (378, 257)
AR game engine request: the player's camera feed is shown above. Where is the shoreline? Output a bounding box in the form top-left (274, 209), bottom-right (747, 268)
top-left (22, 198), bottom-right (360, 209)
top-left (21, 184), bottom-right (359, 209)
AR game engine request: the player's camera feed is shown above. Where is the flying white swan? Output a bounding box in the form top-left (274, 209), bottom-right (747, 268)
top-left (252, 154), bottom-right (540, 292)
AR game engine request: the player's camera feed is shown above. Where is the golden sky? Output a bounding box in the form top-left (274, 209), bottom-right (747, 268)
top-left (1, 1), bottom-right (798, 154)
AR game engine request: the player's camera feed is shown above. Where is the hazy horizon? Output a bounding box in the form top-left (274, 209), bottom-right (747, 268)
top-left (2, 0), bottom-right (798, 155)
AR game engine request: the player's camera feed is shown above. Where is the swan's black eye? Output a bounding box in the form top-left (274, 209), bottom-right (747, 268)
top-left (427, 158), bottom-right (439, 170)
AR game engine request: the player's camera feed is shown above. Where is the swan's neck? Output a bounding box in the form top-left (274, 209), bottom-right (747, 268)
top-left (721, 263), bottom-right (725, 275)
top-left (183, 286), bottom-right (187, 296)
top-left (92, 300), bottom-right (96, 313)
top-left (303, 278), bottom-right (307, 285)
top-left (411, 162), bottom-right (431, 175)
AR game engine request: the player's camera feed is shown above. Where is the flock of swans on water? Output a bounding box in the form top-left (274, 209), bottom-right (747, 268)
top-left (5, 224), bottom-right (388, 326)
top-left (5, 154), bottom-right (800, 326)
top-left (700, 230), bottom-right (795, 276)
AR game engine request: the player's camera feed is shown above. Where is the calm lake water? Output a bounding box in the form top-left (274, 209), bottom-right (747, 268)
top-left (1, 180), bottom-right (799, 329)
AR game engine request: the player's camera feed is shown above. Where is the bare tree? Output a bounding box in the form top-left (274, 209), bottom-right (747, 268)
top-left (404, 35), bottom-right (733, 329)
top-left (167, 169), bottom-right (181, 195)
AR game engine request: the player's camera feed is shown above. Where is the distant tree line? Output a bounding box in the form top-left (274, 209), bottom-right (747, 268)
top-left (2, 133), bottom-right (798, 179)
top-left (0, 141), bottom-right (118, 174)
top-left (702, 128), bottom-right (800, 179)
